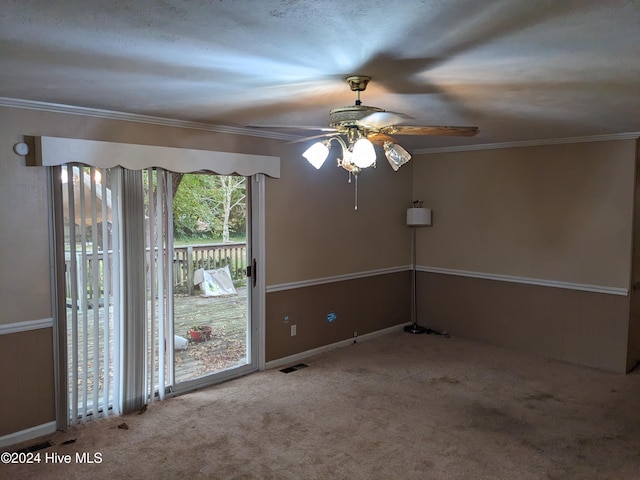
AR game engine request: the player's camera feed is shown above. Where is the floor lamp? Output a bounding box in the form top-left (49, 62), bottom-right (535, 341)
top-left (404, 201), bottom-right (432, 334)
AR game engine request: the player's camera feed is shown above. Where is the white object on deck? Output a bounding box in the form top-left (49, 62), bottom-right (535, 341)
top-left (174, 335), bottom-right (189, 351)
top-left (193, 265), bottom-right (238, 297)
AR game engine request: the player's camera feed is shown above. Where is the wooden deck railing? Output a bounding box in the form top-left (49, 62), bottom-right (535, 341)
top-left (65, 242), bottom-right (247, 302)
top-left (173, 243), bottom-right (247, 295)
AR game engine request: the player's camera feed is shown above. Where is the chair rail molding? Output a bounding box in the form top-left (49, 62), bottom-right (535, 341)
top-left (0, 318), bottom-right (54, 335)
top-left (418, 266), bottom-right (628, 296)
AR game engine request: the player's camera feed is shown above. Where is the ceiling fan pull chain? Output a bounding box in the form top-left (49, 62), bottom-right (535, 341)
top-left (354, 173), bottom-right (358, 211)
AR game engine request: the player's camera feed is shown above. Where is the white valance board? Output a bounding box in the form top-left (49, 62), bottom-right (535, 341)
top-left (28, 136), bottom-right (280, 177)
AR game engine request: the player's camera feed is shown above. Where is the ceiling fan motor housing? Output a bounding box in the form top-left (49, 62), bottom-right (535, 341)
top-left (329, 105), bottom-right (384, 130)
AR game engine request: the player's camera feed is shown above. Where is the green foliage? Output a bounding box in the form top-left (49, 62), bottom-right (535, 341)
top-left (172, 174), bottom-right (246, 242)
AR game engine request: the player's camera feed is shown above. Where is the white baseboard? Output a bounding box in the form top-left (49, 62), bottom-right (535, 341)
top-left (265, 322), bottom-right (410, 370)
top-left (0, 421), bottom-right (57, 449)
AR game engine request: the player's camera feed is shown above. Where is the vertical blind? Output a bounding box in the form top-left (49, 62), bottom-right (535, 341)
top-left (143, 169), bottom-right (174, 404)
top-left (61, 165), bottom-right (173, 426)
top-left (63, 165), bottom-right (121, 424)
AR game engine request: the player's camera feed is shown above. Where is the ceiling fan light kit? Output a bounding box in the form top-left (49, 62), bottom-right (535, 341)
top-left (296, 75), bottom-right (478, 209)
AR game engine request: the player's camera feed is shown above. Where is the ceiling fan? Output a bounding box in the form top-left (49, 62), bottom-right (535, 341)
top-left (251, 75), bottom-right (478, 209)
top-left (252, 75), bottom-right (478, 174)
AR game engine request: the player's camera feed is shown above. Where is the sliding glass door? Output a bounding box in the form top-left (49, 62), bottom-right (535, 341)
top-left (56, 166), bottom-right (258, 425)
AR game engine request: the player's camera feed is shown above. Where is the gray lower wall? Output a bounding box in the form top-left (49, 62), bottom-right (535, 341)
top-left (0, 328), bottom-right (56, 436)
top-left (416, 271), bottom-right (630, 373)
top-left (266, 271), bottom-right (411, 362)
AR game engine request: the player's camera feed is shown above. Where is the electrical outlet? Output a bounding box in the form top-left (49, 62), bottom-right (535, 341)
top-left (353, 331), bottom-right (358, 337)
top-left (291, 324), bottom-right (297, 336)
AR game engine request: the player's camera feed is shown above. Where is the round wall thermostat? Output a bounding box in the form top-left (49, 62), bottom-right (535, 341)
top-left (13, 142), bottom-right (29, 156)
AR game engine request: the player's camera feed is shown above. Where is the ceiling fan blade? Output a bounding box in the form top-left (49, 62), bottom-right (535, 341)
top-left (287, 132), bottom-right (341, 144)
top-left (246, 124), bottom-right (338, 132)
top-left (357, 111), bottom-right (413, 129)
top-left (367, 133), bottom-right (398, 146)
top-left (381, 125), bottom-right (479, 136)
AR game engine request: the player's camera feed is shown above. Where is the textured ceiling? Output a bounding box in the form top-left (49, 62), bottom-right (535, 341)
top-left (1, 0), bottom-right (639, 149)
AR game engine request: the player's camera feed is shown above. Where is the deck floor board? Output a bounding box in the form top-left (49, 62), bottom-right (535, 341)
top-left (65, 286), bottom-right (248, 404)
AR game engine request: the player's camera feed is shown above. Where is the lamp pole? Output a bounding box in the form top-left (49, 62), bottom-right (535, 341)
top-left (404, 202), bottom-right (431, 334)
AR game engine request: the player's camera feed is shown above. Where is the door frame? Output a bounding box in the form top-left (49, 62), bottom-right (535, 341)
top-left (168, 173), bottom-right (266, 395)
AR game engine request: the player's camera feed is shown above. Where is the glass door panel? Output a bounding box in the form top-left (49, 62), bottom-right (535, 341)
top-left (171, 174), bottom-right (250, 385)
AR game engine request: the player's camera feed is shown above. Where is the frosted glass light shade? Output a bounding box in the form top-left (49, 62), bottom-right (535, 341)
top-left (302, 142), bottom-right (329, 169)
top-left (351, 138), bottom-right (376, 168)
top-left (384, 142), bottom-right (411, 171)
top-left (407, 207), bottom-right (432, 226)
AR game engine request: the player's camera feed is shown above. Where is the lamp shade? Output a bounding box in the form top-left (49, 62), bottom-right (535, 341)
top-left (351, 138), bottom-right (376, 168)
top-left (384, 142), bottom-right (411, 171)
top-left (406, 207), bottom-right (432, 226)
top-left (302, 142), bottom-right (329, 169)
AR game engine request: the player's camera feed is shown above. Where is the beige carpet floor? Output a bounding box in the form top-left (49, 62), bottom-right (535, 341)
top-left (4, 331), bottom-right (640, 479)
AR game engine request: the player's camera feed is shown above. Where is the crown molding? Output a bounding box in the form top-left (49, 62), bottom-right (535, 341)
top-left (4, 97), bottom-right (637, 151)
top-left (414, 132), bottom-right (640, 155)
top-left (0, 97), bottom-right (300, 142)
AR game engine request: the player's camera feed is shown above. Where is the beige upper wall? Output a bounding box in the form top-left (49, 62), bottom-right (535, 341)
top-left (0, 106), bottom-right (282, 325)
top-left (266, 143), bottom-right (413, 286)
top-left (0, 105), bottom-right (412, 320)
top-left (412, 140), bottom-right (637, 288)
top-left (3, 104), bottom-right (634, 314)
top-left (0, 136), bottom-right (51, 323)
